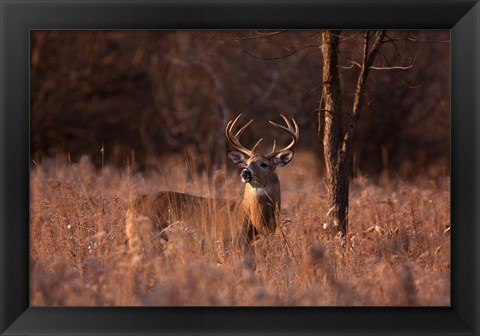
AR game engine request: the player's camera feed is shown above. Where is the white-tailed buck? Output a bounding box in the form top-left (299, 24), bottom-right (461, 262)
top-left (126, 114), bottom-right (299, 256)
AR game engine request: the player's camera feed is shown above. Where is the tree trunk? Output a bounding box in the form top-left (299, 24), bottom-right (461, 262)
top-left (320, 31), bottom-right (349, 236)
top-left (319, 30), bottom-right (386, 239)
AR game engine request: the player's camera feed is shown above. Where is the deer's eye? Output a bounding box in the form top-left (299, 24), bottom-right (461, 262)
top-left (260, 163), bottom-right (268, 168)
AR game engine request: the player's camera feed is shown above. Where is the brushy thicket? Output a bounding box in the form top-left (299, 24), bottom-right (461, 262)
top-left (30, 152), bottom-right (450, 306)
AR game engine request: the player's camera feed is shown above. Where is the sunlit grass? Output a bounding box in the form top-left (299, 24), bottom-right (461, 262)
top-left (30, 152), bottom-right (450, 306)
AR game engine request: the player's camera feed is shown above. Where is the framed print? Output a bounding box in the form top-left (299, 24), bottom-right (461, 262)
top-left (1, 0), bottom-right (479, 335)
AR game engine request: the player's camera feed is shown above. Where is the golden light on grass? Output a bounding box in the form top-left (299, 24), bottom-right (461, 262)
top-left (30, 153), bottom-right (450, 306)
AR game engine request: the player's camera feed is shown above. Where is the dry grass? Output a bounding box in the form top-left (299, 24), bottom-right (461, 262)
top-left (30, 152), bottom-right (450, 306)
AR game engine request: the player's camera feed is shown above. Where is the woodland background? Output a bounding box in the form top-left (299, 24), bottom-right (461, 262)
top-left (31, 30), bottom-right (450, 178)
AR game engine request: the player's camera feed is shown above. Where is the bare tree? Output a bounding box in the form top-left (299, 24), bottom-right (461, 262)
top-left (319, 30), bottom-right (386, 240)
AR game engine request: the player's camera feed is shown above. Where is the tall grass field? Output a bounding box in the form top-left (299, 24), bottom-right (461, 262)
top-left (30, 152), bottom-right (450, 306)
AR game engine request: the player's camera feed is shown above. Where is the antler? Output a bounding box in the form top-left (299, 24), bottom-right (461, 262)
top-left (226, 114), bottom-right (299, 158)
top-left (266, 114), bottom-right (299, 158)
top-left (225, 114), bottom-right (263, 157)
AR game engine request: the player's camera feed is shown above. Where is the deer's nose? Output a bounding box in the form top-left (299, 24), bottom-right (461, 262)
top-left (241, 169), bottom-right (252, 183)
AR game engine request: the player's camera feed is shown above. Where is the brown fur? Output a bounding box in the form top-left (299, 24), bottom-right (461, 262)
top-left (126, 191), bottom-right (246, 256)
top-left (125, 155), bottom-right (287, 257)
top-left (126, 115), bottom-right (297, 257)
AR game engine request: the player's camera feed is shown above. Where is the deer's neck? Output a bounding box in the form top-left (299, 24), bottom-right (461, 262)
top-left (242, 180), bottom-right (281, 234)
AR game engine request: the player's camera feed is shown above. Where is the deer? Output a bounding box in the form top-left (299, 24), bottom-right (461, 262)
top-left (125, 114), bottom-right (299, 258)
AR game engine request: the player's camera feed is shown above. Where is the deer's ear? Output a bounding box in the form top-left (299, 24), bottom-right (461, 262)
top-left (227, 150), bottom-right (247, 167)
top-left (274, 150), bottom-right (294, 167)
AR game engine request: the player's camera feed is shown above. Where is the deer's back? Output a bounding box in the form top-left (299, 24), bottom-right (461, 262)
top-left (128, 191), bottom-right (240, 227)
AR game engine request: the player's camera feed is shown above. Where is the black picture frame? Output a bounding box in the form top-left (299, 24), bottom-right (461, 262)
top-left (1, 0), bottom-right (479, 335)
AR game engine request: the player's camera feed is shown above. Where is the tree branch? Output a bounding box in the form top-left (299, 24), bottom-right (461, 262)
top-left (341, 30), bottom-right (386, 160)
top-left (341, 55), bottom-right (417, 71)
top-left (241, 44), bottom-right (320, 60)
top-left (219, 30), bottom-right (287, 41)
